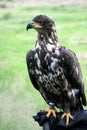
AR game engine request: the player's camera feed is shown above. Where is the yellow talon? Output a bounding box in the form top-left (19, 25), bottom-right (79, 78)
top-left (42, 109), bottom-right (56, 117)
top-left (61, 112), bottom-right (73, 125)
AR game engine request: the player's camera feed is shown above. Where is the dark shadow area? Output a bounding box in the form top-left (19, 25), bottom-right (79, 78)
top-left (33, 110), bottom-right (87, 130)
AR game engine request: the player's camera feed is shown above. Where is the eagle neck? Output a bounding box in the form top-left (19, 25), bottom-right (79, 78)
top-left (35, 30), bottom-right (60, 51)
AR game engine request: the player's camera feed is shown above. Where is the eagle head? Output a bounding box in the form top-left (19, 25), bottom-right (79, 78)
top-left (26, 15), bottom-right (55, 34)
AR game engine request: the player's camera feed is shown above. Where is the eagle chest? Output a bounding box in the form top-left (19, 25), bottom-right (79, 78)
top-left (34, 51), bottom-right (64, 95)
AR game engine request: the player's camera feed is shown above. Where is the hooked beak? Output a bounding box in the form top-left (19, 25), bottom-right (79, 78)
top-left (26, 21), bottom-right (43, 31)
top-left (26, 22), bottom-right (33, 31)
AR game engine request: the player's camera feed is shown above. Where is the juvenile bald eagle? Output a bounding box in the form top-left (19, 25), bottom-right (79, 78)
top-left (26, 15), bottom-right (86, 125)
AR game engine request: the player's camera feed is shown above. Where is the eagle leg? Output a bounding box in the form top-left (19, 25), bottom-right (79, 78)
top-left (42, 103), bottom-right (56, 117)
top-left (61, 112), bottom-right (73, 125)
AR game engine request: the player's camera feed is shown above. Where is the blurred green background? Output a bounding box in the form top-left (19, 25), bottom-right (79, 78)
top-left (0, 0), bottom-right (87, 129)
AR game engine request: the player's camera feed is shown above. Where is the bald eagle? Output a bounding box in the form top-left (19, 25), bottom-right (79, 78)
top-left (26, 15), bottom-right (86, 125)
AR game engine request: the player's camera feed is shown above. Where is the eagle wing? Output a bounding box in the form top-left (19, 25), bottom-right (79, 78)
top-left (26, 50), bottom-right (48, 102)
top-left (26, 50), bottom-right (39, 90)
top-left (60, 47), bottom-right (86, 106)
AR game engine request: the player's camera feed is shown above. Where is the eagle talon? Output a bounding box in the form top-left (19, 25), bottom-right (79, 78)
top-left (42, 109), bottom-right (56, 117)
top-left (61, 112), bottom-right (73, 125)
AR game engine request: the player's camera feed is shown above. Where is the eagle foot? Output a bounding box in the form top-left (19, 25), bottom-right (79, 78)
top-left (61, 112), bottom-right (73, 125)
top-left (42, 109), bottom-right (56, 117)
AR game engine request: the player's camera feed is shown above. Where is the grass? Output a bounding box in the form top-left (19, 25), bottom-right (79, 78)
top-left (0, 4), bottom-right (87, 130)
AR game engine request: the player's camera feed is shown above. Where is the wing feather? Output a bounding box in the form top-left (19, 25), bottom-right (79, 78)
top-left (26, 50), bottom-right (39, 90)
top-left (60, 47), bottom-right (86, 106)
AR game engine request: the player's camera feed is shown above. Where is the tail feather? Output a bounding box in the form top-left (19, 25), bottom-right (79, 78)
top-left (71, 89), bottom-right (86, 112)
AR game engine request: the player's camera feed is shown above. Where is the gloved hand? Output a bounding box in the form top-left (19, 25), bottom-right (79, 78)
top-left (33, 110), bottom-right (87, 130)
